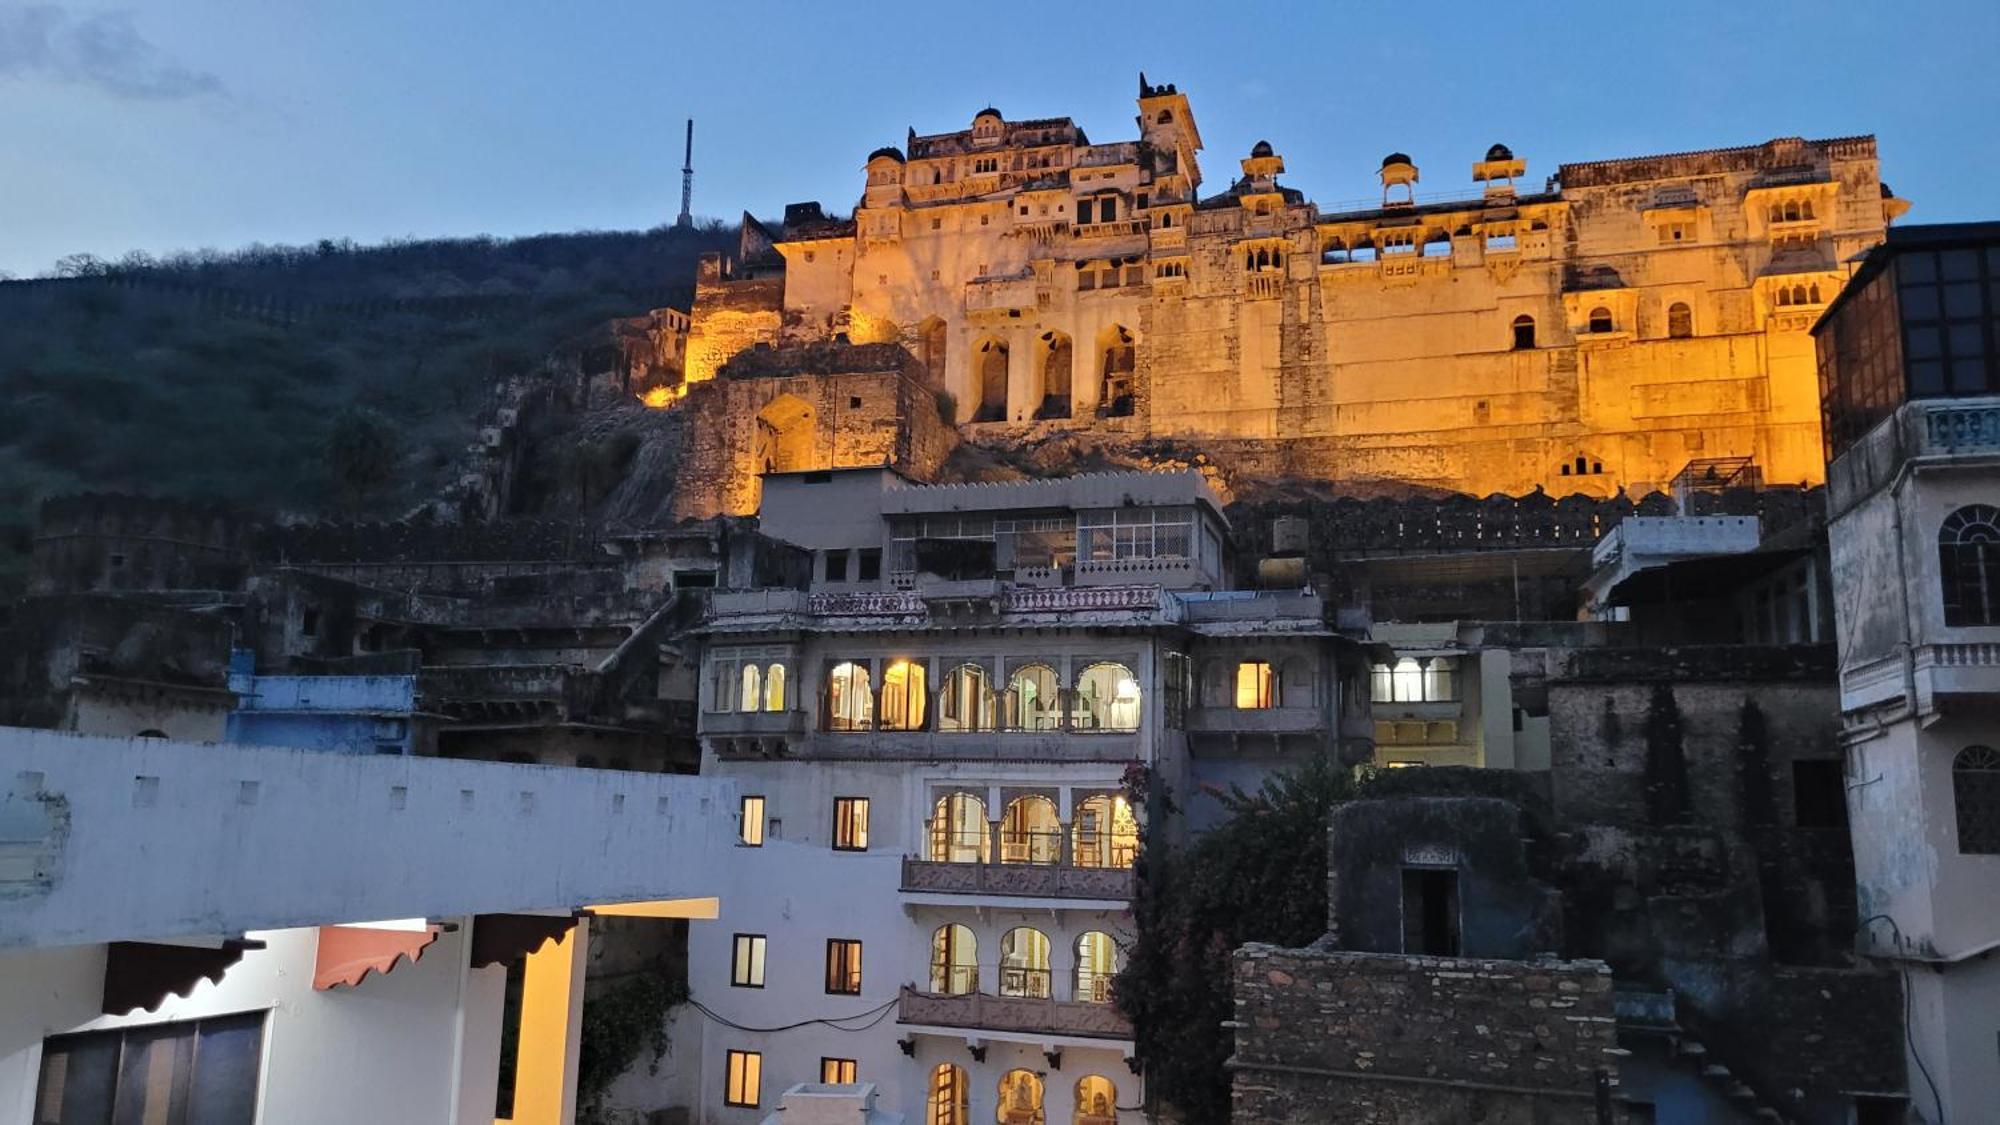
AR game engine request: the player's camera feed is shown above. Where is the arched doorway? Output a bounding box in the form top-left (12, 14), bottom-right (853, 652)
top-left (998, 927), bottom-right (1052, 998)
top-left (1038, 331), bottom-right (1073, 419)
top-left (974, 338), bottom-right (1009, 422)
top-left (918, 317), bottom-right (949, 388)
top-left (929, 793), bottom-right (990, 863)
top-left (1000, 795), bottom-right (1061, 865)
top-left (754, 393), bottom-right (817, 474)
top-left (996, 1069), bottom-right (1045, 1125)
top-left (1097, 325), bottom-right (1135, 417)
top-left (930, 924), bottom-right (979, 994)
top-left (1074, 1076), bottom-right (1117, 1125)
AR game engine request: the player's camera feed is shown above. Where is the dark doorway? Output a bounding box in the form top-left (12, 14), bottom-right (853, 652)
top-left (1402, 868), bottom-right (1461, 956)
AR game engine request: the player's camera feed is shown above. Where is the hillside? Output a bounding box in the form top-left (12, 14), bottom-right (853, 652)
top-left (0, 223), bottom-right (735, 593)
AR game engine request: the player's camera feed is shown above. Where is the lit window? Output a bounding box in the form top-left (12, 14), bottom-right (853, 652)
top-left (725, 1050), bottom-right (762, 1107)
top-left (1000, 795), bottom-right (1061, 865)
top-left (879, 659), bottom-right (928, 731)
top-left (998, 1069), bottom-right (1045, 1119)
top-left (938, 663), bottom-right (997, 732)
top-left (821, 1058), bottom-right (858, 1084)
top-left (739, 664), bottom-right (761, 713)
top-left (1955, 746), bottom-right (2000, 854)
top-left (730, 934), bottom-right (766, 988)
top-left (928, 794), bottom-right (990, 863)
top-left (1072, 794), bottom-right (1140, 869)
top-left (739, 796), bottom-right (766, 846)
top-left (1002, 663), bottom-right (1062, 731)
top-left (1234, 661), bottom-right (1278, 709)
top-left (824, 661), bottom-right (874, 731)
top-left (1940, 506), bottom-right (2000, 626)
top-left (928, 1063), bottom-right (970, 1125)
top-left (824, 939), bottom-right (863, 995)
top-left (1075, 1075), bottom-right (1118, 1121)
top-left (1074, 930), bottom-right (1119, 1002)
top-left (1074, 662), bottom-right (1141, 732)
top-left (1588, 307), bottom-right (1614, 334)
top-left (930, 924), bottom-right (978, 994)
top-left (763, 664), bottom-right (786, 711)
top-left (998, 927), bottom-right (1052, 997)
top-left (833, 797), bottom-right (870, 851)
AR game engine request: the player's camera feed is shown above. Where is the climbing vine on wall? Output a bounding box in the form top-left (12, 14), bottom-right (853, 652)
top-left (576, 968), bottom-right (689, 1120)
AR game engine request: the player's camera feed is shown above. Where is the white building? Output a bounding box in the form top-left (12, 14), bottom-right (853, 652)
top-left (0, 727), bottom-right (730, 1125)
top-left (677, 469), bottom-right (1368, 1124)
top-left (1816, 222), bottom-right (2000, 1123)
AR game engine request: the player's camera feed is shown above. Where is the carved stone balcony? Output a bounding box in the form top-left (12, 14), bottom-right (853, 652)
top-left (898, 986), bottom-right (1132, 1041)
top-left (698, 709), bottom-right (807, 738)
top-left (1919, 400), bottom-right (2000, 455)
top-left (900, 857), bottom-right (1134, 902)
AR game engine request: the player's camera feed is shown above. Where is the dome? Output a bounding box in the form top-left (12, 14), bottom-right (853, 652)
top-left (1485, 143), bottom-right (1514, 162)
top-left (973, 107), bottom-right (1003, 122)
top-left (1250, 139), bottom-right (1275, 158)
top-left (867, 146), bottom-right (906, 164)
top-left (1382, 151), bottom-right (1413, 169)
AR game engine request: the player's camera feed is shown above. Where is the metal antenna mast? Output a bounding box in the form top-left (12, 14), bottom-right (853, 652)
top-left (676, 119), bottom-right (695, 229)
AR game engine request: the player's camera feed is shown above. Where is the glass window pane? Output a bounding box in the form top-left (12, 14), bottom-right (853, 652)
top-left (113, 1024), bottom-right (192, 1125)
top-left (188, 1014), bottom-right (264, 1125)
top-left (1946, 283), bottom-right (1982, 319)
top-left (1941, 249), bottom-right (1980, 282)
top-left (1901, 286), bottom-right (1939, 320)
top-left (1951, 359), bottom-right (1990, 394)
top-left (1900, 253), bottom-right (1937, 283)
top-left (1949, 323), bottom-right (1987, 359)
top-left (1910, 361), bottom-right (1946, 396)
top-left (38, 1034), bottom-right (118, 1125)
top-left (1908, 326), bottom-right (1943, 360)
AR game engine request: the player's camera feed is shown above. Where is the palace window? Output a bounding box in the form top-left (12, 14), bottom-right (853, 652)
top-left (824, 661), bottom-right (874, 731)
top-left (739, 664), bottom-right (762, 712)
top-left (764, 663), bottom-right (786, 711)
top-left (930, 924), bottom-right (979, 994)
top-left (1002, 662), bottom-right (1063, 731)
top-left (937, 663), bottom-right (997, 732)
top-left (1370, 656), bottom-right (1459, 702)
top-left (1074, 661), bottom-right (1142, 732)
top-left (833, 797), bottom-right (870, 851)
top-left (1940, 505), bottom-right (2000, 625)
top-left (1588, 306), bottom-right (1615, 334)
top-left (1235, 661), bottom-right (1279, 709)
top-left (822, 1058), bottom-right (858, 1084)
top-left (1381, 230), bottom-right (1417, 256)
top-left (738, 796), bottom-right (766, 847)
top-left (725, 1050), bottom-right (762, 1108)
top-left (1001, 795), bottom-right (1062, 865)
top-left (999, 927), bottom-right (1053, 998)
top-left (1511, 314), bottom-right (1536, 350)
top-left (1075, 930), bottom-right (1119, 1002)
top-left (1076, 1076), bottom-right (1118, 1123)
top-left (1073, 794), bottom-right (1140, 869)
top-left (1954, 746), bottom-right (2000, 854)
top-left (1657, 221), bottom-right (1693, 244)
top-left (928, 1064), bottom-right (970, 1125)
top-left (929, 793), bottom-right (990, 864)
top-left (1667, 301), bottom-right (1694, 339)
top-left (731, 933), bottom-right (767, 987)
top-left (998, 1071), bottom-right (1045, 1122)
top-left (878, 659), bottom-right (928, 731)
top-left (824, 939), bottom-right (863, 995)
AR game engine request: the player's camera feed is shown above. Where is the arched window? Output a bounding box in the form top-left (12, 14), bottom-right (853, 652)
top-left (1235, 661), bottom-right (1279, 709)
top-left (998, 928), bottom-right (1052, 997)
top-left (1392, 658), bottom-right (1424, 702)
top-left (1000, 795), bottom-right (1061, 865)
top-left (928, 1063), bottom-right (970, 1125)
top-left (1074, 662), bottom-right (1141, 732)
top-left (1097, 325), bottom-right (1136, 418)
top-left (1667, 302), bottom-right (1693, 339)
top-left (1038, 332), bottom-right (1073, 420)
top-left (825, 661), bottom-right (873, 731)
top-left (1074, 931), bottom-right (1118, 1002)
top-left (1072, 794), bottom-right (1139, 869)
top-left (879, 659), bottom-right (928, 731)
top-left (930, 924), bottom-right (979, 994)
top-left (1002, 663), bottom-right (1062, 731)
top-left (1156, 109), bottom-right (1172, 124)
top-left (1587, 307), bottom-right (1614, 334)
top-left (740, 664), bottom-right (762, 713)
top-left (763, 663), bottom-right (786, 711)
top-left (1511, 314), bottom-right (1536, 350)
top-left (996, 1070), bottom-right (1045, 1125)
top-left (1940, 505), bottom-right (2000, 625)
top-left (1074, 1076), bottom-right (1117, 1124)
top-left (1809, 282), bottom-right (1822, 303)
top-left (929, 793), bottom-right (990, 863)
top-left (1954, 746), bottom-right (2000, 854)
top-left (974, 338), bottom-right (1009, 423)
top-left (938, 663), bottom-right (996, 732)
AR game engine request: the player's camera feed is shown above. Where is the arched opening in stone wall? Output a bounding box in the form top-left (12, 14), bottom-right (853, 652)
top-left (1097, 325), bottom-right (1135, 418)
top-left (917, 317), bottom-right (948, 386)
top-left (1038, 331), bottom-right (1073, 419)
top-left (754, 394), bottom-right (817, 475)
top-left (974, 337), bottom-right (1009, 422)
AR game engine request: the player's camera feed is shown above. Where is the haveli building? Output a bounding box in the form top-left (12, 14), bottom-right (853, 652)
top-left (672, 75), bottom-right (1910, 513)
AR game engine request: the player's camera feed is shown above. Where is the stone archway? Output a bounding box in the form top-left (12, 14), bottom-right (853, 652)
top-left (754, 393), bottom-right (817, 475)
top-left (973, 337), bottom-right (1009, 423)
top-left (1038, 331), bottom-right (1073, 419)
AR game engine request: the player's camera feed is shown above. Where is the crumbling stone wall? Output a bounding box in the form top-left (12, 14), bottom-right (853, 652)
top-left (1230, 945), bottom-right (1617, 1125)
top-left (683, 263), bottom-right (783, 384)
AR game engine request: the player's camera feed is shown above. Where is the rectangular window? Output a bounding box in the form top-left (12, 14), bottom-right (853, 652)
top-left (730, 933), bottom-right (767, 988)
top-left (739, 796), bottom-right (766, 846)
top-left (824, 550), bottom-right (849, 582)
top-left (724, 1049), bottom-right (762, 1107)
top-left (825, 939), bottom-right (863, 995)
top-left (36, 1012), bottom-right (265, 1125)
top-left (1076, 199), bottom-right (1093, 225)
top-left (1793, 760), bottom-right (1848, 828)
top-left (833, 797), bottom-right (871, 851)
top-left (820, 1057), bottom-right (858, 1084)
top-left (857, 548), bottom-right (882, 582)
top-left (1234, 661), bottom-right (1278, 709)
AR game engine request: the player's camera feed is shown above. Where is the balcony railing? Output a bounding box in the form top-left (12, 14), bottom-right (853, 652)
top-left (898, 985), bottom-right (1132, 1040)
top-left (901, 857), bottom-right (1136, 901)
top-left (1921, 401), bottom-right (2000, 454)
top-left (1184, 705), bottom-right (1326, 735)
top-left (999, 584), bottom-right (1164, 613)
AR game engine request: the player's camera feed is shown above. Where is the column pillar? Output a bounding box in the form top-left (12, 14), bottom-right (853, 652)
top-left (502, 916), bottom-right (589, 1125)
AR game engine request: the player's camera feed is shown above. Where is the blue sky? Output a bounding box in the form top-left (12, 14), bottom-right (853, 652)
top-left (1, 0), bottom-right (1995, 276)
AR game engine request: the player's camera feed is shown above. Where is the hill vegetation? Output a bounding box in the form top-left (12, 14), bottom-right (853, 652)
top-left (0, 222), bottom-right (734, 593)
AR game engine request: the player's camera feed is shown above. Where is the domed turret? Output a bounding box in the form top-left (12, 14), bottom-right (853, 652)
top-left (1485, 143), bottom-right (1514, 162)
top-left (1379, 152), bottom-right (1419, 207)
top-left (867, 146), bottom-right (905, 164)
top-left (1251, 139), bottom-right (1274, 158)
top-left (1382, 152), bottom-right (1413, 170)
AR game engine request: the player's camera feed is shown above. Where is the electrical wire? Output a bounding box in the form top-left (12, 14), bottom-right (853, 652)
top-left (687, 995), bottom-right (900, 1035)
top-left (1858, 914), bottom-right (1944, 1123)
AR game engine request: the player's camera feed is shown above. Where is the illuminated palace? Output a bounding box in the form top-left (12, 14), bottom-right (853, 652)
top-left (679, 75), bottom-right (1909, 505)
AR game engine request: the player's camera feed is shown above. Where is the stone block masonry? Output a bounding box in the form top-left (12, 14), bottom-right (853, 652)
top-left (1230, 944), bottom-right (1619, 1125)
